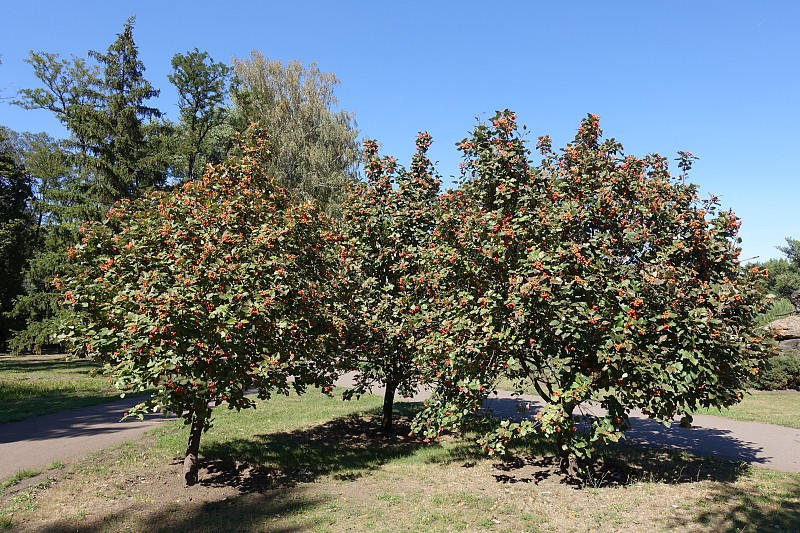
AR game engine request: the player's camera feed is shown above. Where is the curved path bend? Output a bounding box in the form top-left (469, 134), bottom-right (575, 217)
top-left (1, 381), bottom-right (798, 480)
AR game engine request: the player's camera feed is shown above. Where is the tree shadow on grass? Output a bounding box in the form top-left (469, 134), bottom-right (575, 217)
top-left (19, 403), bottom-right (485, 532)
top-left (32, 488), bottom-right (324, 533)
top-left (196, 402), bottom-right (435, 493)
top-left (664, 474), bottom-right (800, 532)
top-left (488, 440), bottom-right (753, 489)
top-left (0, 356), bottom-right (99, 374)
top-left (480, 396), bottom-right (771, 468)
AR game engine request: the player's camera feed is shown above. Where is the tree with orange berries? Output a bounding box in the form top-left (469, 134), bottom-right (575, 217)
top-left (337, 133), bottom-right (441, 431)
top-left (58, 128), bottom-right (340, 485)
top-left (413, 111), bottom-right (772, 477)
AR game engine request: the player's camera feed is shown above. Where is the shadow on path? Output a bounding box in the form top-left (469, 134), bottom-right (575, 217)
top-left (0, 394), bottom-right (164, 444)
top-left (481, 396), bottom-right (768, 468)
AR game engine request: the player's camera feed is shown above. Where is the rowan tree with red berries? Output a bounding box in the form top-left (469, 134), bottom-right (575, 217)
top-left (58, 128), bottom-right (340, 485)
top-left (337, 133), bottom-right (441, 431)
top-left (412, 111), bottom-right (772, 477)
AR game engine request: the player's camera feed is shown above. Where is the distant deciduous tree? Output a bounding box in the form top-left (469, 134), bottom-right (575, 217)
top-left (169, 49), bottom-right (232, 181)
top-left (231, 51), bottom-right (359, 215)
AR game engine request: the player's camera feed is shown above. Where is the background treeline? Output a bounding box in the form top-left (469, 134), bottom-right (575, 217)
top-left (0, 18), bottom-right (359, 353)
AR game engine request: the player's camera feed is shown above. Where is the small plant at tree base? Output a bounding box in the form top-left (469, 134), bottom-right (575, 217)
top-left (58, 128), bottom-right (340, 485)
top-left (413, 110), bottom-right (772, 479)
top-left (337, 133), bottom-right (441, 432)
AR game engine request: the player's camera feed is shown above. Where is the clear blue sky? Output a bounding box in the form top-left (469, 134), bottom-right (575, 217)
top-left (1, 1), bottom-right (798, 262)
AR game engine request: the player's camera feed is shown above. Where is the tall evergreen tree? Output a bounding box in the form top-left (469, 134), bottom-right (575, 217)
top-left (86, 16), bottom-right (165, 200)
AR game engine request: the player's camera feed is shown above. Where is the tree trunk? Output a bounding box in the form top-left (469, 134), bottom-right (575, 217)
top-left (183, 411), bottom-right (204, 486)
top-left (555, 403), bottom-right (582, 483)
top-left (381, 380), bottom-right (397, 433)
top-left (556, 436), bottom-right (580, 481)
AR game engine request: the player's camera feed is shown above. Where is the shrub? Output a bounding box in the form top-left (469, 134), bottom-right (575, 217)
top-left (756, 351), bottom-right (800, 390)
top-left (756, 296), bottom-right (795, 327)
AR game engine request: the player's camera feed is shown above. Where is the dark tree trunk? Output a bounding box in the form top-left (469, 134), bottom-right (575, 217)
top-left (556, 434), bottom-right (580, 481)
top-left (382, 380), bottom-right (397, 433)
top-left (183, 411), bottom-right (204, 486)
top-left (555, 403), bottom-right (581, 483)
top-left (187, 152), bottom-right (197, 181)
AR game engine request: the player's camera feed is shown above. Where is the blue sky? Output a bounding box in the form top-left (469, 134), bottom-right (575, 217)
top-left (1, 1), bottom-right (798, 262)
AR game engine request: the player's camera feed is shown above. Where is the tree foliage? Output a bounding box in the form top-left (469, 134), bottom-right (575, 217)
top-left (231, 51), bottom-right (359, 214)
top-left (338, 133), bottom-right (441, 431)
top-left (411, 111), bottom-right (771, 476)
top-left (168, 49), bottom-right (231, 181)
top-left (757, 238), bottom-right (800, 300)
top-left (1, 130), bottom-right (75, 353)
top-left (10, 18), bottom-right (169, 353)
top-left (0, 129), bottom-right (34, 349)
top-left (59, 128), bottom-right (341, 484)
top-left (14, 52), bottom-right (101, 158)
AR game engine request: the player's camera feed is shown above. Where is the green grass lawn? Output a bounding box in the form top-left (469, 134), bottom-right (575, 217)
top-left (2, 391), bottom-right (798, 532)
top-left (693, 389), bottom-right (800, 429)
top-left (0, 354), bottom-right (122, 423)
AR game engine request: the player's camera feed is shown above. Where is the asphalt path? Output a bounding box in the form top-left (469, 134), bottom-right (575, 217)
top-left (0, 395), bottom-right (171, 480)
top-left (1, 380), bottom-right (798, 480)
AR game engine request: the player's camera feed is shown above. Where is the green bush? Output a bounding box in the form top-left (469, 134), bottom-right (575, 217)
top-left (756, 296), bottom-right (795, 327)
top-left (756, 351), bottom-right (800, 390)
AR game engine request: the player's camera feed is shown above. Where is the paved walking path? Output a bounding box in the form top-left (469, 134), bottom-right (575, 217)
top-left (0, 396), bottom-right (170, 480)
top-left (1, 382), bottom-right (798, 480)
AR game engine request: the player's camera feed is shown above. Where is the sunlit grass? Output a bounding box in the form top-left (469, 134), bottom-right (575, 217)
top-left (757, 296), bottom-right (795, 326)
top-left (693, 389), bottom-right (800, 429)
top-left (0, 354), bottom-right (120, 423)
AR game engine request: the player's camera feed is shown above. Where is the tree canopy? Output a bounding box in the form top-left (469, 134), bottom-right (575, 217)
top-left (0, 129), bottom-right (34, 349)
top-left (168, 49), bottom-right (231, 181)
top-left (231, 51), bottom-right (359, 214)
top-left (58, 128), bottom-right (341, 484)
top-left (411, 111), bottom-right (771, 475)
